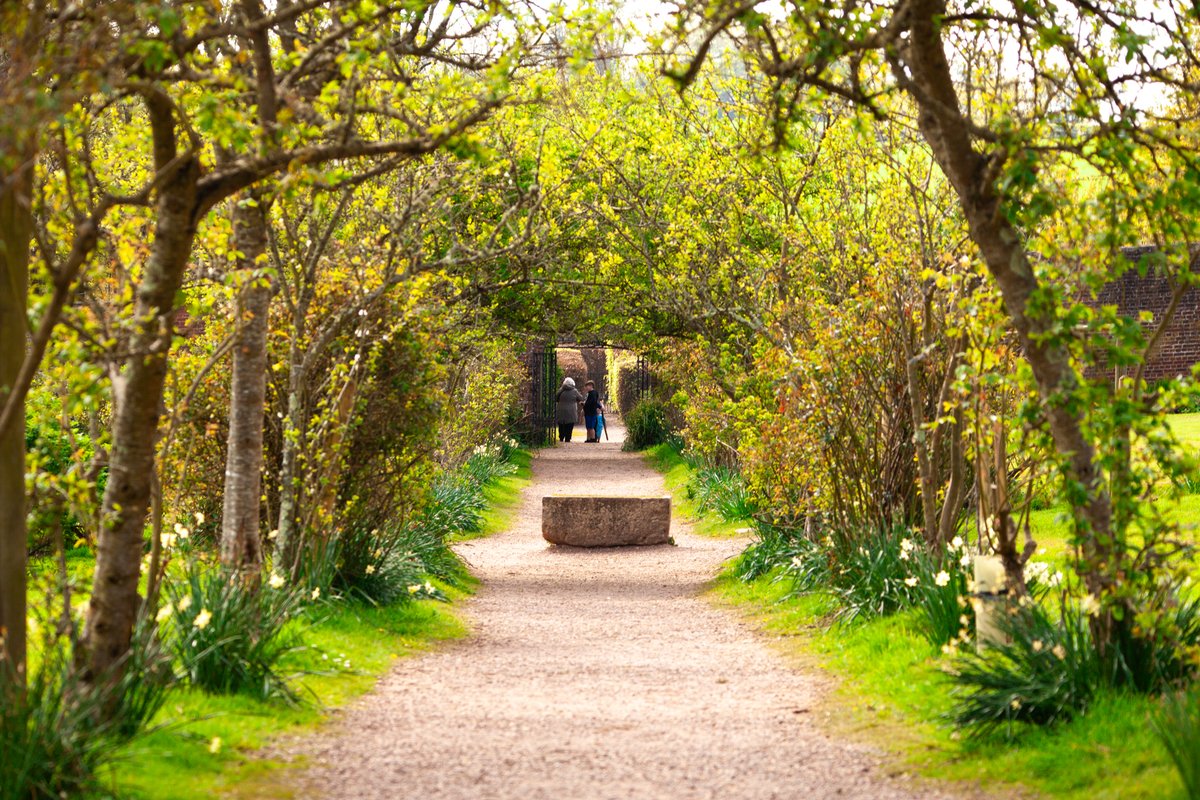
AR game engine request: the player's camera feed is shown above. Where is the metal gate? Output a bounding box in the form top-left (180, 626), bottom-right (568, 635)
top-left (524, 343), bottom-right (557, 446)
top-left (635, 354), bottom-right (652, 404)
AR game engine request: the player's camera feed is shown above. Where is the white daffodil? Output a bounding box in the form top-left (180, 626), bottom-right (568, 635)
top-left (193, 608), bottom-right (212, 629)
top-left (177, 595), bottom-right (192, 611)
top-left (311, 587), bottom-right (321, 600)
top-left (935, 571), bottom-right (951, 587)
top-left (268, 573), bottom-right (286, 589)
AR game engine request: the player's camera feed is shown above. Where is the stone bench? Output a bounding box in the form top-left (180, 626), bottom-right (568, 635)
top-left (542, 495), bottom-right (672, 547)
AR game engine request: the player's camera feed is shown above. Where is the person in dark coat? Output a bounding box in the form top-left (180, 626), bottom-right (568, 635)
top-left (582, 380), bottom-right (605, 442)
top-left (555, 377), bottom-right (584, 442)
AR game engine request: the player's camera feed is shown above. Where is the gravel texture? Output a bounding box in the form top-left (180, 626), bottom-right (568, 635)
top-left (278, 427), bottom-right (964, 800)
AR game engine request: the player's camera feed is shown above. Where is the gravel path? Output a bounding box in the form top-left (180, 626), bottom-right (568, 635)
top-left (277, 426), bottom-right (962, 800)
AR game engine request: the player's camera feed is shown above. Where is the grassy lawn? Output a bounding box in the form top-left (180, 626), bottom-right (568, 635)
top-left (979, 413), bottom-right (1200, 570)
top-left (1168, 412), bottom-right (1200, 450)
top-left (24, 451), bottom-right (535, 800)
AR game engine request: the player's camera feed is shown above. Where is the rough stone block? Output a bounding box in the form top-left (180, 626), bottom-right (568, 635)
top-left (542, 495), bottom-right (671, 547)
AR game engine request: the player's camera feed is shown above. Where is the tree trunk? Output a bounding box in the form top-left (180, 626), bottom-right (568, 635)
top-left (936, 413), bottom-right (965, 546)
top-left (901, 2), bottom-right (1113, 597)
top-left (84, 95), bottom-right (200, 681)
top-left (317, 375), bottom-right (359, 521)
top-left (275, 337), bottom-right (306, 571)
top-left (903, 337), bottom-right (939, 545)
top-left (0, 150), bottom-right (32, 681)
top-left (219, 0), bottom-right (281, 576)
top-left (219, 198), bottom-right (271, 574)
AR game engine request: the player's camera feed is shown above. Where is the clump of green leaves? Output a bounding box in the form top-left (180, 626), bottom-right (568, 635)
top-left (902, 537), bottom-right (976, 649)
top-left (0, 616), bottom-right (170, 800)
top-left (163, 561), bottom-right (307, 703)
top-left (783, 526), bottom-right (935, 622)
top-left (951, 582), bottom-right (1200, 738)
top-left (951, 600), bottom-right (1101, 736)
top-left (1154, 683), bottom-right (1200, 800)
top-left (333, 437), bottom-right (520, 601)
top-left (731, 523), bottom-right (805, 582)
top-left (688, 464), bottom-right (755, 521)
top-left (1, 655), bottom-right (116, 800)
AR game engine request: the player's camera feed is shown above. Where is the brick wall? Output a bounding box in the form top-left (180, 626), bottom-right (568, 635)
top-left (1088, 246), bottom-right (1200, 383)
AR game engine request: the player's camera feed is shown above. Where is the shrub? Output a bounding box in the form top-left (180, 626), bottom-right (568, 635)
top-left (24, 418), bottom-right (104, 555)
top-left (622, 400), bottom-right (670, 451)
top-left (951, 600), bottom-right (1100, 736)
top-left (1154, 683), bottom-right (1200, 800)
top-left (163, 561), bottom-right (307, 702)
top-left (1106, 586), bottom-right (1200, 694)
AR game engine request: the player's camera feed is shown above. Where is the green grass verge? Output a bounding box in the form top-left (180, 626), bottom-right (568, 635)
top-left (642, 443), bottom-right (748, 538)
top-left (712, 569), bottom-right (1182, 800)
top-left (112, 587), bottom-right (471, 800)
